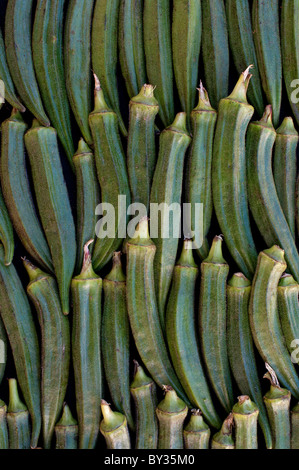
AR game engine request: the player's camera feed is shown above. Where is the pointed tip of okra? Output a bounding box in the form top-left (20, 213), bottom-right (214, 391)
top-left (92, 73), bottom-right (111, 113)
top-left (130, 84), bottom-right (159, 107)
top-left (279, 273), bottom-right (297, 287)
top-left (158, 386), bottom-right (187, 414)
top-left (232, 396), bottom-right (259, 415)
top-left (75, 240), bottom-right (98, 280)
top-left (193, 82), bottom-right (215, 112)
top-left (227, 65), bottom-right (253, 104)
top-left (74, 138), bottom-right (92, 156)
top-left (221, 413), bottom-right (234, 435)
top-left (22, 257), bottom-right (45, 283)
top-left (204, 235), bottom-right (227, 265)
top-left (166, 112), bottom-right (189, 135)
top-left (57, 403), bottom-right (77, 427)
top-left (177, 240), bottom-right (197, 268)
top-left (263, 364), bottom-right (291, 401)
top-left (100, 401), bottom-right (125, 431)
top-left (258, 105), bottom-right (275, 129)
top-left (263, 245), bottom-right (286, 265)
top-left (131, 360), bottom-right (153, 389)
top-left (184, 409), bottom-right (209, 432)
top-left (276, 116), bottom-right (298, 136)
top-left (105, 251), bottom-right (126, 282)
top-left (228, 272), bottom-right (251, 288)
top-left (7, 379), bottom-right (27, 413)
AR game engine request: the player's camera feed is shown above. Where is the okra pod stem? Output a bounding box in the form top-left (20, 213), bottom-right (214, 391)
top-left (100, 400), bottom-right (131, 449)
top-left (55, 404), bottom-right (78, 450)
top-left (7, 379), bottom-right (30, 449)
top-left (291, 403), bottom-right (299, 449)
top-left (232, 395), bottom-right (259, 449)
top-left (211, 413), bottom-right (235, 449)
top-left (183, 410), bottom-right (210, 449)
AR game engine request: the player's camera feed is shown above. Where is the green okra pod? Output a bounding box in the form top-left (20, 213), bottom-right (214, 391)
top-left (0, 400), bottom-right (8, 449)
top-left (100, 400), bottom-right (131, 449)
top-left (89, 76), bottom-right (131, 271)
top-left (4, 0), bottom-right (49, 126)
top-left (232, 395), bottom-right (259, 449)
top-left (201, 0), bottom-right (229, 109)
top-left (211, 414), bottom-right (235, 449)
top-left (1, 109), bottom-right (53, 273)
top-left (249, 247), bottom-right (299, 398)
top-left (246, 106), bottom-right (299, 283)
top-left (0, 26), bottom-right (25, 111)
top-left (23, 259), bottom-right (70, 450)
top-left (150, 112), bottom-right (191, 329)
top-left (277, 274), bottom-right (299, 358)
top-left (263, 365), bottom-right (291, 449)
top-left (166, 240), bottom-right (221, 429)
top-left (252, 0), bottom-right (282, 127)
top-left (102, 252), bottom-right (134, 431)
top-left (55, 404), bottom-right (78, 449)
top-left (0, 187), bottom-right (14, 267)
top-left (183, 409), bottom-right (210, 450)
top-left (273, 117), bottom-right (298, 238)
top-left (73, 139), bottom-right (100, 273)
top-left (7, 379), bottom-right (30, 449)
top-left (130, 360), bottom-right (158, 449)
top-left (92, 0), bottom-right (127, 136)
top-left (32, 0), bottom-right (74, 166)
top-left (71, 241), bottom-right (102, 449)
top-left (25, 120), bottom-right (76, 314)
top-left (156, 386), bottom-right (188, 450)
top-left (143, 0), bottom-right (174, 127)
top-left (227, 273), bottom-right (272, 448)
top-left (198, 235), bottom-right (234, 413)
top-left (0, 249), bottom-right (41, 448)
top-left (212, 67), bottom-right (257, 279)
top-left (118, 0), bottom-right (147, 99)
top-left (127, 84), bottom-right (159, 212)
top-left (172, 0), bottom-right (202, 123)
top-left (185, 84), bottom-right (217, 260)
top-left (126, 218), bottom-right (190, 404)
top-left (291, 403), bottom-right (299, 449)
top-left (64, 0), bottom-right (94, 146)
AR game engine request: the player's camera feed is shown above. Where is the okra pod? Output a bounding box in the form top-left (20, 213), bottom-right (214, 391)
top-left (55, 404), bottom-right (78, 450)
top-left (0, 400), bottom-right (8, 449)
top-left (7, 379), bottom-right (30, 449)
top-left (0, 187), bottom-right (14, 267)
top-left (291, 403), bottom-right (299, 449)
top-left (211, 414), bottom-right (235, 449)
top-left (232, 395), bottom-right (259, 449)
top-left (277, 274), bottom-right (299, 358)
top-left (100, 400), bottom-right (131, 449)
top-left (183, 410), bottom-right (210, 450)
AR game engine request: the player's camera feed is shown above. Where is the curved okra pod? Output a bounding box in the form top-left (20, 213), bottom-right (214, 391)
top-left (130, 361), bottom-right (158, 449)
top-left (232, 396), bottom-right (259, 449)
top-left (252, 0), bottom-right (282, 126)
top-left (183, 410), bottom-right (210, 449)
top-left (73, 139), bottom-right (100, 273)
top-left (64, 0), bottom-right (94, 146)
top-left (291, 403), bottom-right (299, 449)
top-left (7, 379), bottom-right (30, 450)
top-left (277, 274), bottom-right (299, 357)
top-left (263, 365), bottom-right (291, 449)
top-left (4, 0), bottom-right (49, 126)
top-left (118, 0), bottom-right (147, 99)
top-left (0, 249), bottom-right (41, 448)
top-left (32, 0), bottom-right (74, 166)
top-left (211, 414), bottom-right (235, 449)
top-left (143, 0), bottom-right (174, 127)
top-left (166, 240), bottom-right (221, 429)
top-left (186, 84), bottom-right (217, 260)
top-left (156, 386), bottom-right (188, 450)
top-left (0, 401), bottom-right (8, 449)
top-left (55, 404), bottom-right (78, 449)
top-left (71, 241), bottom-right (102, 449)
top-left (273, 117), bottom-right (298, 238)
top-left (1, 109), bottom-right (53, 273)
top-left (212, 67), bottom-right (257, 279)
top-left (201, 0), bottom-right (229, 109)
top-left (150, 113), bottom-right (191, 329)
top-left (172, 0), bottom-right (202, 124)
top-left (127, 84), bottom-right (159, 212)
top-left (249, 246), bottom-right (299, 398)
top-left (0, 27), bottom-right (25, 111)
top-left (102, 252), bottom-right (134, 431)
top-left (25, 121), bottom-right (76, 314)
top-left (0, 187), bottom-right (14, 267)
top-left (126, 218), bottom-right (190, 404)
top-left (92, 0), bottom-right (127, 136)
top-left (23, 259), bottom-right (70, 450)
top-left (246, 106), bottom-right (299, 283)
top-left (198, 236), bottom-right (234, 413)
top-left (89, 77), bottom-right (131, 271)
top-left (227, 273), bottom-right (272, 448)
top-left (100, 401), bottom-right (131, 449)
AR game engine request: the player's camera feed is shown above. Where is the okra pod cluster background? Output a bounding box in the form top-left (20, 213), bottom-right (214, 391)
top-left (0, 0), bottom-right (298, 450)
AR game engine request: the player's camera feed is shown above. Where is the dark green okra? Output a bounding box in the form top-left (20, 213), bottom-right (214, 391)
top-left (25, 120), bottom-right (76, 314)
top-left (24, 259), bottom-right (70, 450)
top-left (89, 77), bottom-right (131, 271)
top-left (55, 404), bottom-right (78, 449)
top-left (277, 274), bottom-right (299, 358)
top-left (0, 400), bottom-right (8, 449)
top-left (211, 413), bottom-right (235, 449)
top-left (156, 386), bottom-right (188, 450)
top-left (73, 139), bottom-right (100, 273)
top-left (71, 241), bottom-right (102, 449)
top-left (100, 401), bottom-right (131, 449)
top-left (0, 249), bottom-right (41, 448)
top-left (183, 410), bottom-right (210, 449)
top-left (7, 379), bottom-right (30, 450)
top-left (1, 109), bottom-right (53, 273)
top-left (130, 361), bottom-right (158, 449)
top-left (0, 187), bottom-right (14, 267)
top-left (232, 396), bottom-right (259, 449)
top-left (102, 252), bottom-right (134, 431)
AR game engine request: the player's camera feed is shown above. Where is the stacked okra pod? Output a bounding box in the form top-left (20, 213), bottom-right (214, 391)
top-left (0, 0), bottom-right (298, 450)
